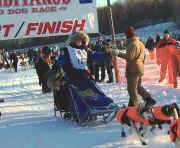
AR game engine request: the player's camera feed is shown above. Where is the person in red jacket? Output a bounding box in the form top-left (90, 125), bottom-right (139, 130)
top-left (167, 43), bottom-right (180, 88)
top-left (169, 118), bottom-right (180, 148)
top-left (38, 48), bottom-right (43, 57)
top-left (156, 30), bottom-right (177, 83)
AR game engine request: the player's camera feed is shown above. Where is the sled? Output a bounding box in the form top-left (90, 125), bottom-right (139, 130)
top-left (52, 77), bottom-right (119, 125)
top-left (68, 83), bottom-right (119, 126)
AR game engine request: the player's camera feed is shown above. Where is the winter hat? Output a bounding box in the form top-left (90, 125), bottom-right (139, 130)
top-left (125, 26), bottom-right (136, 39)
top-left (67, 31), bottom-right (90, 46)
top-left (156, 33), bottom-right (160, 37)
top-left (164, 29), bottom-right (169, 34)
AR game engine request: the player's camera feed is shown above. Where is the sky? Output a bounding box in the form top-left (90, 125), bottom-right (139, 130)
top-left (96, 0), bottom-right (119, 7)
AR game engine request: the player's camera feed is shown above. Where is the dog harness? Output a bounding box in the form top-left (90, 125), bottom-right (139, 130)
top-left (153, 106), bottom-right (172, 121)
top-left (116, 106), bottom-right (150, 126)
top-left (169, 119), bottom-right (180, 142)
top-left (116, 108), bottom-right (127, 123)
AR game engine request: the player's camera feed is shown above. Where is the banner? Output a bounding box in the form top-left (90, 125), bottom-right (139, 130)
top-left (0, 0), bottom-right (98, 40)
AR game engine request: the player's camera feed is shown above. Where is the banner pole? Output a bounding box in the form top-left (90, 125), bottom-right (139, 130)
top-left (107, 0), bottom-right (115, 41)
top-left (107, 0), bottom-right (120, 83)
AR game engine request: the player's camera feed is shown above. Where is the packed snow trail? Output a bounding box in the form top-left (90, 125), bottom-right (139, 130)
top-left (0, 56), bottom-right (179, 148)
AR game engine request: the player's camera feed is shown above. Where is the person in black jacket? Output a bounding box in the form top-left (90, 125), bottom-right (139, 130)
top-left (36, 47), bottom-right (51, 93)
top-left (94, 33), bottom-right (106, 82)
top-left (11, 52), bottom-right (18, 72)
top-left (145, 36), bottom-right (155, 60)
top-left (103, 39), bottom-right (114, 83)
top-left (145, 36), bottom-right (155, 51)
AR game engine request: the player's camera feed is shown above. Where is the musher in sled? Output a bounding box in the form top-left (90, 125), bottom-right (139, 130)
top-left (52, 31), bottom-right (118, 124)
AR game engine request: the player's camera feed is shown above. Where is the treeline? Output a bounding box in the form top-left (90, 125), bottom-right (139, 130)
top-left (1, 0), bottom-right (180, 49)
top-left (98, 0), bottom-right (180, 34)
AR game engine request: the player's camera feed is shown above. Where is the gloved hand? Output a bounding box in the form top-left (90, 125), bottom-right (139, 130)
top-left (112, 49), bottom-right (120, 56)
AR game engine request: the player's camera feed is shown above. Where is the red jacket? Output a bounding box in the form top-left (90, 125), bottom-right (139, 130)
top-left (156, 38), bottom-right (176, 64)
top-left (38, 48), bottom-right (43, 57)
top-left (167, 44), bottom-right (180, 87)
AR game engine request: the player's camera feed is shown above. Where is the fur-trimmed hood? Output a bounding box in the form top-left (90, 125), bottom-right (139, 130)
top-left (67, 31), bottom-right (90, 46)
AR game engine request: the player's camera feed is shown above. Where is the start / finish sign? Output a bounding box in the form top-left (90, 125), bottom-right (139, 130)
top-left (0, 0), bottom-right (98, 40)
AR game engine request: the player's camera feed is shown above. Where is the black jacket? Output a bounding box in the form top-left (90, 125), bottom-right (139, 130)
top-left (145, 38), bottom-right (155, 51)
top-left (36, 57), bottom-right (50, 82)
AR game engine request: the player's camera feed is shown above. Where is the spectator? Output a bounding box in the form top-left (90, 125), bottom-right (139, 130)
top-left (94, 33), bottom-right (105, 82)
top-left (11, 52), bottom-right (18, 72)
top-left (112, 26), bottom-right (156, 107)
top-left (156, 33), bottom-right (161, 65)
top-left (36, 49), bottom-right (51, 93)
top-left (33, 52), bottom-right (40, 79)
top-left (2, 48), bottom-right (9, 66)
top-left (38, 48), bottom-right (43, 57)
top-left (103, 39), bottom-right (114, 83)
top-left (27, 48), bottom-right (34, 65)
top-left (86, 42), bottom-right (95, 76)
top-left (42, 46), bottom-right (51, 64)
top-left (156, 33), bottom-right (161, 44)
top-left (19, 52), bottom-right (25, 66)
top-left (145, 36), bottom-right (155, 60)
top-left (0, 50), bottom-right (3, 69)
top-left (166, 42), bottom-right (180, 88)
top-left (156, 30), bottom-right (177, 83)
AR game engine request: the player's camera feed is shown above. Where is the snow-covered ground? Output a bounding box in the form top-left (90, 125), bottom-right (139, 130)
top-left (0, 22), bottom-right (180, 148)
